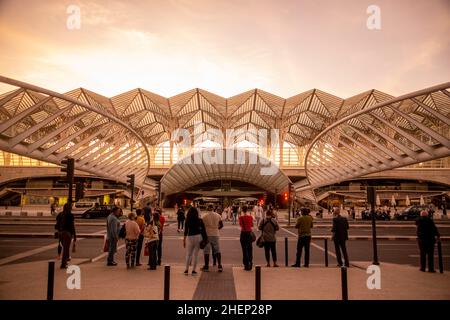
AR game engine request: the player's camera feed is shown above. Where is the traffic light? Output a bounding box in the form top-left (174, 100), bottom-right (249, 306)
top-left (61, 158), bottom-right (75, 205)
top-left (75, 182), bottom-right (85, 202)
top-left (284, 192), bottom-right (288, 201)
top-left (61, 158), bottom-right (75, 182)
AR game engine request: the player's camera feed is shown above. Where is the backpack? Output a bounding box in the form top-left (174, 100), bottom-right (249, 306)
top-left (119, 223), bottom-right (126, 239)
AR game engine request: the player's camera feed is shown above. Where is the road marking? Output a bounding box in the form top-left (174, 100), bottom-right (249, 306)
top-left (280, 227), bottom-right (337, 258)
top-left (0, 230), bottom-right (105, 266)
top-left (0, 242), bottom-right (59, 266)
top-left (377, 243), bottom-right (417, 246)
top-left (408, 255), bottom-right (450, 258)
top-left (91, 243), bottom-right (126, 262)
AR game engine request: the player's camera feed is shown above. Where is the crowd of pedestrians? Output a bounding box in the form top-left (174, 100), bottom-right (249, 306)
top-left (54, 200), bottom-right (441, 275)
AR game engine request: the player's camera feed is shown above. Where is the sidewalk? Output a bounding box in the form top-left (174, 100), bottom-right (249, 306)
top-left (0, 259), bottom-right (449, 300)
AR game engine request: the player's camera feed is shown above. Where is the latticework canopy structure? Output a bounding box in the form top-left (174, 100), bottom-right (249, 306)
top-left (0, 75), bottom-right (449, 197)
top-left (301, 83), bottom-right (450, 195)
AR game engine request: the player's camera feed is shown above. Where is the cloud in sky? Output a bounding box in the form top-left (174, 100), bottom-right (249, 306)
top-left (0, 0), bottom-right (449, 98)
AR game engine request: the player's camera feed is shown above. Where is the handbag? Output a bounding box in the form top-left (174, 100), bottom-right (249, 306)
top-left (200, 239), bottom-right (208, 249)
top-left (250, 231), bottom-right (256, 242)
top-left (144, 243), bottom-right (149, 256)
top-left (256, 235), bottom-right (265, 248)
top-left (118, 224), bottom-right (126, 239)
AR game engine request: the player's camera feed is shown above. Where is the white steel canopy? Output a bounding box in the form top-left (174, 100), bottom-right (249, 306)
top-left (301, 82), bottom-right (450, 193)
top-left (160, 148), bottom-right (291, 195)
top-left (1, 76), bottom-right (449, 196)
top-left (0, 76), bottom-right (150, 187)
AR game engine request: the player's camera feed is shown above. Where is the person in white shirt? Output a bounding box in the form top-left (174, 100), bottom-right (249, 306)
top-left (253, 204), bottom-right (263, 228)
top-left (201, 204), bottom-right (224, 272)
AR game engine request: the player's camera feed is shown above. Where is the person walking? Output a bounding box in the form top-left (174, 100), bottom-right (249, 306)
top-left (292, 207), bottom-right (313, 267)
top-left (177, 205), bottom-right (186, 232)
top-left (183, 206), bottom-right (206, 275)
top-left (259, 208), bottom-right (279, 267)
top-left (200, 204), bottom-right (224, 272)
top-left (155, 209), bottom-right (165, 266)
top-left (135, 208), bottom-right (146, 266)
top-left (253, 203), bottom-right (263, 229)
top-left (144, 216), bottom-right (159, 270)
top-left (416, 210), bottom-right (440, 272)
top-left (239, 205), bottom-right (254, 271)
top-left (124, 212), bottom-right (140, 268)
top-left (50, 202), bottom-right (57, 216)
top-left (332, 208), bottom-right (350, 267)
top-left (55, 203), bottom-right (76, 269)
top-left (106, 207), bottom-right (121, 266)
top-left (232, 204), bottom-right (239, 225)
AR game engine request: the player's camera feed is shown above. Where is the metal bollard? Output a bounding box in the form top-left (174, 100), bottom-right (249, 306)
top-left (47, 261), bottom-right (55, 300)
top-left (164, 265), bottom-right (170, 300)
top-left (255, 265), bottom-right (261, 300)
top-left (285, 237), bottom-right (288, 267)
top-left (341, 266), bottom-right (348, 301)
top-left (324, 238), bottom-right (328, 267)
top-left (437, 241), bottom-right (444, 274)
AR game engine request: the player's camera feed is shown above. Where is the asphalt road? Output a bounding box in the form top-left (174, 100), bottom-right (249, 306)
top-left (0, 218), bottom-right (449, 270)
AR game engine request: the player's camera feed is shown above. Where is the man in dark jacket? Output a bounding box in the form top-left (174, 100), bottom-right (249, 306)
top-left (416, 210), bottom-right (440, 272)
top-left (332, 208), bottom-right (350, 267)
top-left (56, 203), bottom-right (76, 269)
top-left (144, 202), bottom-right (152, 223)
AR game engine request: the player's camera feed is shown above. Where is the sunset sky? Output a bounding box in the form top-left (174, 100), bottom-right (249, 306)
top-left (0, 0), bottom-right (449, 98)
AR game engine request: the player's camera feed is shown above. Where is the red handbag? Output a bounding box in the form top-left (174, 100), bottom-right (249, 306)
top-left (144, 243), bottom-right (149, 256)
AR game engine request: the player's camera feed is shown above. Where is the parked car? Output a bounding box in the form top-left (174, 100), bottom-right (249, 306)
top-left (81, 205), bottom-right (115, 219)
top-left (396, 205), bottom-right (428, 221)
top-left (72, 202), bottom-right (96, 213)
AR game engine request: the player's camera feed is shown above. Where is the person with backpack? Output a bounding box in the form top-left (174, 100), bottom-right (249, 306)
top-left (144, 215), bottom-right (159, 270)
top-left (55, 203), bottom-right (76, 269)
top-left (258, 209), bottom-right (279, 267)
top-left (292, 207), bottom-right (314, 267)
top-left (177, 205), bottom-right (186, 232)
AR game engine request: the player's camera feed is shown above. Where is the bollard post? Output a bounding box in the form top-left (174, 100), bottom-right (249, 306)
top-left (324, 238), bottom-right (328, 267)
top-left (255, 265), bottom-right (261, 300)
top-left (437, 241), bottom-right (444, 274)
top-left (285, 237), bottom-right (288, 267)
top-left (341, 266), bottom-right (348, 301)
top-left (47, 261), bottom-right (55, 300)
top-left (164, 265), bottom-right (170, 300)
